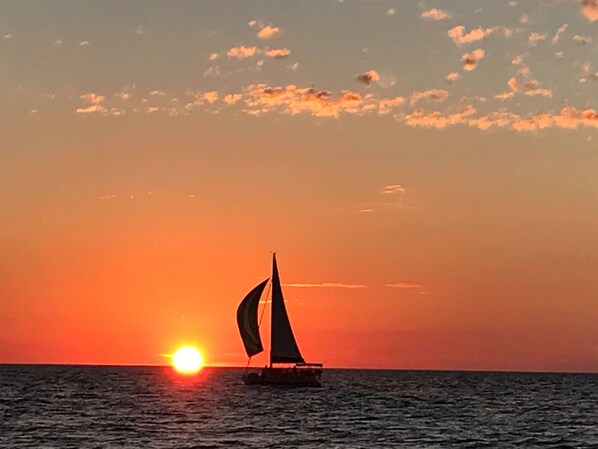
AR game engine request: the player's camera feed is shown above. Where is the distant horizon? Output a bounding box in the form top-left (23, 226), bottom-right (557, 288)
top-left (2, 362), bottom-right (597, 376)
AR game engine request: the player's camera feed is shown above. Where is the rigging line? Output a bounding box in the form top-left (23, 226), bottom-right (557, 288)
top-left (245, 356), bottom-right (252, 370)
top-left (258, 280), bottom-right (271, 328)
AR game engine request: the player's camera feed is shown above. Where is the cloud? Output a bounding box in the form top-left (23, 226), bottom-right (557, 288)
top-left (507, 77), bottom-right (520, 92)
top-left (497, 76), bottom-right (552, 99)
top-left (511, 107), bottom-right (598, 131)
top-left (551, 24), bottom-right (568, 44)
top-left (184, 91), bottom-right (219, 110)
top-left (382, 184), bottom-right (406, 194)
top-left (135, 25), bottom-right (145, 35)
top-left (149, 90), bottom-right (165, 96)
top-left (264, 48), bottom-right (291, 59)
top-left (385, 282), bottom-right (422, 289)
top-left (241, 84), bottom-right (403, 118)
top-left (355, 70), bottom-right (380, 86)
top-left (404, 106), bottom-right (477, 129)
top-left (223, 93), bottom-right (242, 105)
top-left (76, 93), bottom-right (106, 114)
top-left (402, 106), bottom-right (598, 132)
top-left (410, 89), bottom-right (449, 105)
top-left (421, 8), bottom-right (452, 20)
top-left (581, 0), bottom-right (598, 22)
top-left (75, 82), bottom-right (598, 134)
top-left (378, 96), bottom-right (405, 115)
top-left (243, 84), bottom-right (378, 118)
top-left (528, 32), bottom-right (547, 46)
top-left (257, 25), bottom-right (281, 39)
top-left (386, 8), bottom-right (396, 16)
top-left (203, 91), bottom-right (219, 104)
top-left (283, 283), bottom-right (366, 289)
top-left (203, 66), bottom-right (220, 78)
top-left (580, 64), bottom-right (594, 83)
top-left (495, 92), bottom-right (514, 101)
top-left (115, 92), bottom-right (131, 100)
top-left (79, 40), bottom-right (89, 47)
top-left (3, 33), bottom-right (12, 39)
top-left (227, 46), bottom-right (259, 59)
top-left (208, 52), bottom-right (219, 61)
top-left (461, 49), bottom-right (485, 71)
top-left (573, 35), bottom-right (592, 45)
top-left (448, 26), bottom-right (493, 45)
top-left (446, 72), bottom-right (461, 83)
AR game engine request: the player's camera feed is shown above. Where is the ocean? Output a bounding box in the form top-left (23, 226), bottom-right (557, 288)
top-left (1, 366), bottom-right (596, 448)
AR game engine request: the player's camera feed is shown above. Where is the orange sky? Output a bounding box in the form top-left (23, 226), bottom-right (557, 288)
top-left (1, 1), bottom-right (598, 372)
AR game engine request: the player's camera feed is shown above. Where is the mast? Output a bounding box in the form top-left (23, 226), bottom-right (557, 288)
top-left (269, 253), bottom-right (305, 365)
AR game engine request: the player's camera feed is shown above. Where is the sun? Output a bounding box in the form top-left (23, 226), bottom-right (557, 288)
top-left (172, 346), bottom-right (204, 374)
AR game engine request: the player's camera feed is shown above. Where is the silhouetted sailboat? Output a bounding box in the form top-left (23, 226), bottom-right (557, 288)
top-left (236, 254), bottom-right (323, 387)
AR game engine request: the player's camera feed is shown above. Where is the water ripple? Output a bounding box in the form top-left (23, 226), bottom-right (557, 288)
top-left (0, 366), bottom-right (596, 448)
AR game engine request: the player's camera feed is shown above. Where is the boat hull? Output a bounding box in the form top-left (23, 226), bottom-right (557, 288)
top-left (242, 367), bottom-right (323, 387)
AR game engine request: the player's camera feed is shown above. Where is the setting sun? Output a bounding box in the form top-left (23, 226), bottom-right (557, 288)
top-left (172, 346), bottom-right (204, 374)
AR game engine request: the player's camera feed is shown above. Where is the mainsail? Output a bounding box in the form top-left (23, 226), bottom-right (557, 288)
top-left (236, 279), bottom-right (269, 357)
top-left (270, 254), bottom-right (305, 364)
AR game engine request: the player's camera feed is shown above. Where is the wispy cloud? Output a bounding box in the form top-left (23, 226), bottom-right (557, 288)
top-left (115, 91), bottom-right (131, 100)
top-left (76, 93), bottom-right (106, 114)
top-left (410, 89), bottom-right (449, 105)
top-left (404, 106), bottom-right (478, 130)
top-left (511, 107), bottom-right (598, 131)
top-left (385, 282), bottom-right (422, 289)
top-left (382, 184), bottom-right (406, 194)
top-left (421, 8), bottom-right (452, 20)
top-left (284, 283), bottom-right (366, 289)
top-left (264, 48), bottom-right (291, 59)
top-left (203, 66), bottom-right (220, 78)
top-left (551, 24), bottom-right (568, 44)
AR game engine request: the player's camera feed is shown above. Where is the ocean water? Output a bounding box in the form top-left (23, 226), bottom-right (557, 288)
top-left (0, 366), bottom-right (596, 448)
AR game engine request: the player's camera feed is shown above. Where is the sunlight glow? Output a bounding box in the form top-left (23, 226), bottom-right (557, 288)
top-left (172, 346), bottom-right (203, 374)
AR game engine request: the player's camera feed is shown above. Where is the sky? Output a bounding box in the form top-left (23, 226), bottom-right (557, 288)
top-left (1, 0), bottom-right (597, 372)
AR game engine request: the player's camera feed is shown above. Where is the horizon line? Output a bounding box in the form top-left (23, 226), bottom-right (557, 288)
top-left (0, 362), bottom-right (595, 375)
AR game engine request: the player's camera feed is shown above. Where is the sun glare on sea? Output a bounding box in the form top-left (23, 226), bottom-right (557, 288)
top-left (172, 346), bottom-right (204, 374)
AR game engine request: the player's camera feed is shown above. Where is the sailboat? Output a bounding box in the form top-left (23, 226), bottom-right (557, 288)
top-left (236, 254), bottom-right (323, 387)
